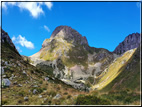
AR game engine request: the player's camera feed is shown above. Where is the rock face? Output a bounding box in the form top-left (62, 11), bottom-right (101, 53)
top-left (1, 27), bottom-right (19, 54)
top-left (1, 28), bottom-right (16, 49)
top-left (113, 33), bottom-right (140, 54)
top-left (43, 25), bottom-right (88, 48)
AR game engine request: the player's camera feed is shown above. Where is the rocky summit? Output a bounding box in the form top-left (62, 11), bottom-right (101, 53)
top-left (50, 25), bottom-right (88, 45)
top-left (113, 33), bottom-right (140, 54)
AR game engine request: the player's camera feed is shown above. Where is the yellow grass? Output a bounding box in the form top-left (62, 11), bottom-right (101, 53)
top-left (92, 48), bottom-right (136, 90)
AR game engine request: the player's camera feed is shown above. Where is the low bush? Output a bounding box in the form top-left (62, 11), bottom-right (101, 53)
top-left (67, 95), bottom-right (72, 99)
top-left (48, 91), bottom-right (56, 97)
top-left (101, 89), bottom-right (140, 104)
top-left (2, 100), bottom-right (8, 105)
top-left (76, 94), bottom-right (111, 105)
top-left (18, 91), bottom-right (25, 97)
top-left (63, 92), bottom-right (68, 95)
top-left (39, 80), bottom-right (43, 84)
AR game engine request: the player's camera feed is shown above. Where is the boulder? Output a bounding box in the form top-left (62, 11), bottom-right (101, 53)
top-left (2, 78), bottom-right (11, 87)
top-left (24, 96), bottom-right (28, 101)
top-left (17, 84), bottom-right (22, 87)
top-left (23, 71), bottom-right (27, 75)
top-left (13, 81), bottom-right (17, 85)
top-left (44, 98), bottom-right (47, 101)
top-left (1, 67), bottom-right (4, 75)
top-left (39, 95), bottom-right (42, 98)
top-left (33, 89), bottom-right (37, 94)
top-left (5, 61), bottom-right (8, 66)
top-left (121, 60), bottom-right (125, 65)
top-left (33, 85), bottom-right (38, 87)
top-left (29, 90), bottom-right (31, 93)
top-left (2, 75), bottom-right (6, 78)
top-left (45, 77), bottom-right (49, 81)
top-left (53, 94), bottom-right (61, 99)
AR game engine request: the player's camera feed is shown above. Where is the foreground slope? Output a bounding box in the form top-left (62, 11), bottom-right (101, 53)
top-left (101, 46), bottom-right (140, 92)
top-left (1, 28), bottom-right (86, 105)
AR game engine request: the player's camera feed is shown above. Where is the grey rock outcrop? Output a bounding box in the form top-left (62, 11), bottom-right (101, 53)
top-left (53, 94), bottom-right (61, 99)
top-left (2, 78), bottom-right (11, 87)
top-left (24, 96), bottom-right (29, 101)
top-left (43, 25), bottom-right (88, 47)
top-left (1, 28), bottom-right (16, 48)
top-left (17, 84), bottom-right (23, 87)
top-left (1, 28), bottom-right (19, 53)
top-left (33, 89), bottom-right (38, 94)
top-left (1, 67), bottom-right (5, 75)
top-left (113, 33), bottom-right (140, 54)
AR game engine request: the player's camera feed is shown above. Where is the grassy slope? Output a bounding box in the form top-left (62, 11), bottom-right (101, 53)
top-left (40, 37), bottom-right (73, 61)
top-left (74, 47), bottom-right (140, 105)
top-left (101, 46), bottom-right (140, 92)
top-left (1, 42), bottom-right (86, 105)
top-left (39, 36), bottom-right (112, 70)
top-left (92, 48), bottom-right (137, 90)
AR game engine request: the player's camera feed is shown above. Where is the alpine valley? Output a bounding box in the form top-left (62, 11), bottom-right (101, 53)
top-left (1, 26), bottom-right (141, 105)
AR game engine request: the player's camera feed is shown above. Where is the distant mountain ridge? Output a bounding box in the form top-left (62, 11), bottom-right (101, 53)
top-left (113, 33), bottom-right (140, 54)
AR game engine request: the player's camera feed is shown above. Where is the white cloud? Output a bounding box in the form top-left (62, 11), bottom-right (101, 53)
top-left (7, 2), bottom-right (16, 5)
top-left (44, 25), bottom-right (50, 32)
top-left (16, 46), bottom-right (22, 53)
top-left (12, 35), bottom-right (35, 49)
top-left (44, 2), bottom-right (53, 10)
top-left (17, 2), bottom-right (44, 18)
top-left (2, 2), bottom-right (7, 9)
top-left (12, 36), bottom-right (16, 41)
top-left (2, 2), bottom-right (53, 18)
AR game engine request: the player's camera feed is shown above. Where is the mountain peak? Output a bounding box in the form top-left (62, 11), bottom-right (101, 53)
top-left (50, 25), bottom-right (88, 45)
top-left (113, 33), bottom-right (140, 54)
top-left (51, 25), bottom-right (75, 38)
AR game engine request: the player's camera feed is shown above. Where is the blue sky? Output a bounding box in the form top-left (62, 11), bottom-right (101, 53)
top-left (2, 2), bottom-right (141, 56)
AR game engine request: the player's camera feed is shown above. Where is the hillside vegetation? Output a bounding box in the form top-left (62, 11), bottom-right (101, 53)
top-left (92, 48), bottom-right (137, 90)
top-left (1, 38), bottom-right (87, 105)
top-left (101, 46), bottom-right (140, 92)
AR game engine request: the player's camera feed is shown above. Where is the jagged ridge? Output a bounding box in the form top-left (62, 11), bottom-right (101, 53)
top-left (113, 33), bottom-right (140, 54)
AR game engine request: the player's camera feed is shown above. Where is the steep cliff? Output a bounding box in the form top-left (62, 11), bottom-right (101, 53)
top-left (113, 33), bottom-right (140, 54)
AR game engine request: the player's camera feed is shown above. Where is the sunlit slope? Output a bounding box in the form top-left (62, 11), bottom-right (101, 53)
top-left (101, 46), bottom-right (140, 92)
top-left (40, 36), bottom-right (73, 61)
top-left (92, 48), bottom-right (137, 90)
